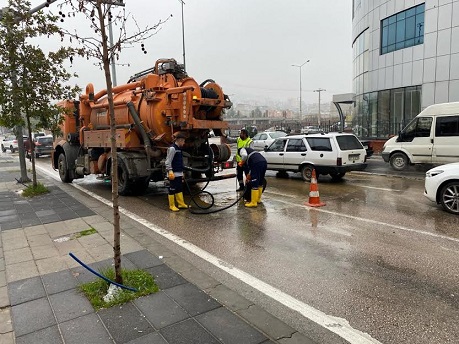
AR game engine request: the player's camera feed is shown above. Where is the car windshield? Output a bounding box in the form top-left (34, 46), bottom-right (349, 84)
top-left (271, 132), bottom-right (287, 139)
top-left (38, 137), bottom-right (53, 144)
top-left (336, 135), bottom-right (363, 150)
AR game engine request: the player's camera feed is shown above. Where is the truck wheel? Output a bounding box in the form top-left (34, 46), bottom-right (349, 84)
top-left (390, 152), bottom-right (409, 171)
top-left (132, 176), bottom-right (150, 195)
top-left (439, 181), bottom-right (459, 215)
top-left (58, 153), bottom-right (73, 183)
top-left (117, 159), bottom-right (132, 196)
top-left (300, 164), bottom-right (314, 182)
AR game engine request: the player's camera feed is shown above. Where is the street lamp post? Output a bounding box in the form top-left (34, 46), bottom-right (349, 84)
top-left (291, 59), bottom-right (309, 121)
top-left (177, 0), bottom-right (186, 71)
top-left (314, 88), bottom-right (326, 127)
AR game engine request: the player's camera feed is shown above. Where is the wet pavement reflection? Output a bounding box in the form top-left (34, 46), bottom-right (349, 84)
top-left (32, 156), bottom-right (459, 344)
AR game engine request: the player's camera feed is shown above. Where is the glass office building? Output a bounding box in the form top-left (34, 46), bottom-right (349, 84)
top-left (352, 0), bottom-right (459, 139)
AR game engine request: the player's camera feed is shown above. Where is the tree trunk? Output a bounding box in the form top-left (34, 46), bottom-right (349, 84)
top-left (15, 126), bottom-right (31, 184)
top-left (97, 2), bottom-right (122, 284)
top-left (26, 115), bottom-right (37, 187)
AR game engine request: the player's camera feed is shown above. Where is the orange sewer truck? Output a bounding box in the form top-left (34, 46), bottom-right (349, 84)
top-left (52, 58), bottom-right (233, 195)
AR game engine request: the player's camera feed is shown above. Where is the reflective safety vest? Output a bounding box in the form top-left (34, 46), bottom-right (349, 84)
top-left (236, 137), bottom-right (253, 162)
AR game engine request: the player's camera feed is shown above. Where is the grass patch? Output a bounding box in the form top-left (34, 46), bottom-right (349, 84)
top-left (22, 182), bottom-right (49, 197)
top-left (79, 268), bottom-right (159, 310)
top-left (74, 227), bottom-right (97, 238)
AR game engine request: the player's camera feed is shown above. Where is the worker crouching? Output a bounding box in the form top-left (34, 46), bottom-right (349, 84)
top-left (239, 147), bottom-right (268, 208)
top-left (165, 132), bottom-right (189, 212)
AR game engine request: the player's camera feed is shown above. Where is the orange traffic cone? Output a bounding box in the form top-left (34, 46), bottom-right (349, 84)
top-left (305, 169), bottom-right (326, 207)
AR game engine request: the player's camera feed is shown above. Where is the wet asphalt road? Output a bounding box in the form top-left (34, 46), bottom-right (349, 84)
top-left (29, 154), bottom-right (459, 344)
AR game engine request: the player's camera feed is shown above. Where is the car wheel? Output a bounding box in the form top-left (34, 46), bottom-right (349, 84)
top-left (1, 145), bottom-right (5, 153)
top-left (35, 153), bottom-right (40, 158)
top-left (300, 164), bottom-right (314, 182)
top-left (58, 153), bottom-right (73, 183)
top-left (390, 152), bottom-right (409, 171)
top-left (10, 145), bottom-right (15, 153)
top-left (439, 181), bottom-right (459, 215)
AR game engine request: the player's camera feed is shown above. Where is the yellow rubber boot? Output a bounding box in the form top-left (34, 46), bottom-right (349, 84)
top-left (245, 189), bottom-right (259, 208)
top-left (257, 187), bottom-right (263, 203)
top-left (168, 195), bottom-right (179, 212)
top-left (176, 192), bottom-right (189, 209)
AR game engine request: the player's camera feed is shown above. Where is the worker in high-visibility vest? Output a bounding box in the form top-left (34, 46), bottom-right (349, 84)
top-left (234, 129), bottom-right (254, 190)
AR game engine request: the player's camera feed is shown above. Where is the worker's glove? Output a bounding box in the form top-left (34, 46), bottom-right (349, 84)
top-left (168, 171), bottom-right (175, 180)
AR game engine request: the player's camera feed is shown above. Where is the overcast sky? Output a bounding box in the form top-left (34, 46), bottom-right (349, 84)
top-left (9, 0), bottom-right (353, 105)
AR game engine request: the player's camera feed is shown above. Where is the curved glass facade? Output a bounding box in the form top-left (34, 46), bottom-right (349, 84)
top-left (352, 0), bottom-right (459, 140)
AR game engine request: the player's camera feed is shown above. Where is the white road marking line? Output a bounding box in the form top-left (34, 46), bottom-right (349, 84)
top-left (353, 185), bottom-right (402, 192)
top-left (38, 165), bottom-right (381, 343)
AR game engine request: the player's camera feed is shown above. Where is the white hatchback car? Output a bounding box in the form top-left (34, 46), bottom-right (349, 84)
top-left (424, 162), bottom-right (459, 215)
top-left (251, 131), bottom-right (287, 151)
top-left (261, 132), bottom-right (367, 181)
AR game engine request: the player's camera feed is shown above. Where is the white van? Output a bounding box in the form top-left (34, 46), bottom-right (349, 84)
top-left (382, 102), bottom-right (459, 170)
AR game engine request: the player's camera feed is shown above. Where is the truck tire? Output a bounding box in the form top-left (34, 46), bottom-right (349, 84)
top-left (132, 176), bottom-right (150, 195)
top-left (58, 153), bottom-right (73, 183)
top-left (117, 159), bottom-right (132, 196)
top-left (300, 164), bottom-right (314, 182)
top-left (390, 152), bottom-right (409, 171)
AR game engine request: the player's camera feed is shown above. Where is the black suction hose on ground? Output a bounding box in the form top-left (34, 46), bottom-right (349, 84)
top-left (184, 176), bottom-right (247, 215)
top-left (182, 139), bottom-right (246, 214)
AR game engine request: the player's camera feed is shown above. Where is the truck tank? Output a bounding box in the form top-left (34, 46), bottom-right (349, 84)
top-left (52, 58), bottom-right (233, 195)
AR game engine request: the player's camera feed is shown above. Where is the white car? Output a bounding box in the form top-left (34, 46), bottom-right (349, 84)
top-left (261, 132), bottom-right (367, 181)
top-left (424, 163), bottom-right (459, 215)
top-left (251, 131), bottom-right (287, 151)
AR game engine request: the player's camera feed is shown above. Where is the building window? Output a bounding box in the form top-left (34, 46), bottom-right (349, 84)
top-left (352, 86), bottom-right (422, 139)
top-left (381, 3), bottom-right (425, 55)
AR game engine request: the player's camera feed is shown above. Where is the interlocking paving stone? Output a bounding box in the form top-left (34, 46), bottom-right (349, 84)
top-left (146, 264), bottom-right (188, 290)
top-left (60, 313), bottom-right (112, 344)
top-left (160, 318), bottom-right (220, 344)
top-left (11, 297), bottom-right (56, 336)
top-left (124, 249), bottom-right (163, 269)
top-left (15, 325), bottom-right (63, 344)
top-left (42, 269), bottom-right (79, 295)
top-left (98, 302), bottom-right (155, 343)
top-left (8, 276), bottom-right (46, 305)
top-left (49, 289), bottom-right (94, 323)
top-left (164, 283), bottom-right (221, 317)
top-left (196, 306), bottom-right (268, 344)
top-left (134, 291), bottom-right (189, 329)
top-left (125, 331), bottom-right (168, 344)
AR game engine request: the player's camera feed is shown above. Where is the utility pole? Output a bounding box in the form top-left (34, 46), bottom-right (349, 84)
top-left (177, 0), bottom-right (186, 70)
top-left (291, 60), bottom-right (309, 121)
top-left (314, 88), bottom-right (326, 127)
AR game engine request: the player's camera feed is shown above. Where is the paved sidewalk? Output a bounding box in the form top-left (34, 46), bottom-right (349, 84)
top-left (0, 156), bottom-right (315, 344)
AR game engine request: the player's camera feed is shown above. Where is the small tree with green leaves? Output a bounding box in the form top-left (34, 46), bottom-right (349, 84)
top-left (0, 0), bottom-right (80, 186)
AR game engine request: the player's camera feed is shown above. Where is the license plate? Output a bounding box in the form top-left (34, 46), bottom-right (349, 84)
top-left (348, 154), bottom-right (360, 161)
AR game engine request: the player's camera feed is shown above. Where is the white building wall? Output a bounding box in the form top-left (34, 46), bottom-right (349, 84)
top-left (352, 0), bottom-right (459, 108)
